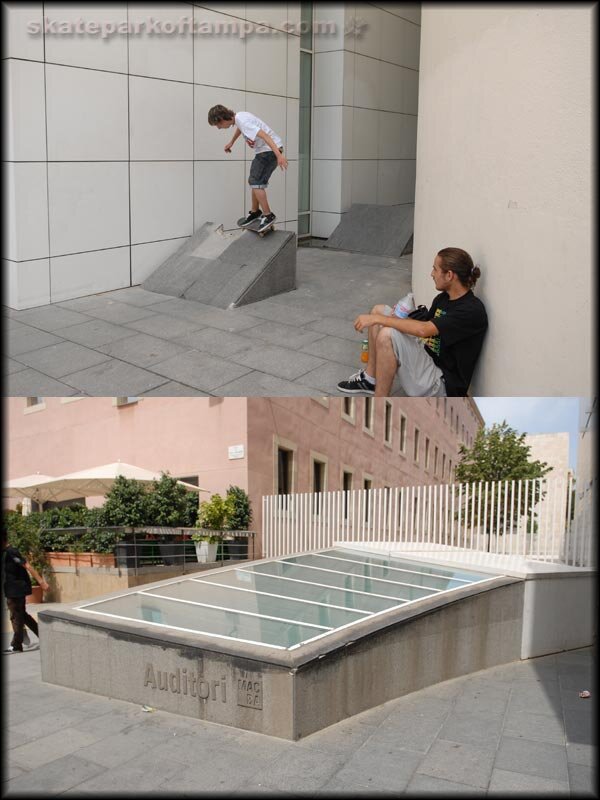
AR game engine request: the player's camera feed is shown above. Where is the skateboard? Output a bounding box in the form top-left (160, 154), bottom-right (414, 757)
top-left (237, 217), bottom-right (276, 238)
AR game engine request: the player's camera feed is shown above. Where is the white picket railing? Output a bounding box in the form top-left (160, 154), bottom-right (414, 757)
top-left (263, 475), bottom-right (594, 568)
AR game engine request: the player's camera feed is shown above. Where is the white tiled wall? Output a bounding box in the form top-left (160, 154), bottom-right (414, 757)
top-left (312, 3), bottom-right (421, 238)
top-left (4, 1), bottom-right (301, 308)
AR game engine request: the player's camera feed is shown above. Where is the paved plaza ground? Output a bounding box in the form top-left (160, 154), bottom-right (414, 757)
top-left (5, 248), bottom-right (412, 397)
top-left (3, 604), bottom-right (596, 796)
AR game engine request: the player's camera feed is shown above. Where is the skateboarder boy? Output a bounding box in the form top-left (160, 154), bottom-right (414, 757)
top-left (208, 105), bottom-right (288, 233)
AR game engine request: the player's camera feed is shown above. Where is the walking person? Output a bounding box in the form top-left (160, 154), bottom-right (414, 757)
top-left (2, 526), bottom-right (49, 653)
top-left (208, 104), bottom-right (288, 233)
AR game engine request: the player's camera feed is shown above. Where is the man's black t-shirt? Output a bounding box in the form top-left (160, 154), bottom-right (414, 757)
top-left (422, 291), bottom-right (488, 396)
top-left (2, 546), bottom-right (32, 598)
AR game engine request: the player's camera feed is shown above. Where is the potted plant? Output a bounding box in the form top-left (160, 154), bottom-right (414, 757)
top-left (193, 494), bottom-right (228, 563)
top-left (191, 532), bottom-right (221, 563)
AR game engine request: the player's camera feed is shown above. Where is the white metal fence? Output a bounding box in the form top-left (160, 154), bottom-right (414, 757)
top-left (263, 476), bottom-right (594, 567)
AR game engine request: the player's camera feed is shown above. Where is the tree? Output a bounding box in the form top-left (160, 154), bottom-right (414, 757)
top-left (225, 486), bottom-right (252, 530)
top-left (102, 475), bottom-right (150, 527)
top-left (146, 473), bottom-right (194, 527)
top-left (455, 421), bottom-right (551, 541)
top-left (456, 421), bottom-right (550, 484)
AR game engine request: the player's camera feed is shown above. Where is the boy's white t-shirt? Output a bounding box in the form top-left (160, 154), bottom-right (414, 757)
top-left (234, 111), bottom-right (283, 155)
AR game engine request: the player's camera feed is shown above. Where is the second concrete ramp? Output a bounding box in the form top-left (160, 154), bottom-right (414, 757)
top-left (324, 204), bottom-right (414, 257)
top-left (142, 222), bottom-right (296, 309)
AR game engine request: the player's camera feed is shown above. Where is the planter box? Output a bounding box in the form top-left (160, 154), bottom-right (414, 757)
top-left (195, 541), bottom-right (218, 563)
top-left (26, 585), bottom-right (43, 604)
top-left (47, 552), bottom-right (115, 569)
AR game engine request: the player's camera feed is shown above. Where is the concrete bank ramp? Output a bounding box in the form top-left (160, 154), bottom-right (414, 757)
top-left (142, 222), bottom-right (296, 309)
top-left (324, 204), bottom-right (414, 257)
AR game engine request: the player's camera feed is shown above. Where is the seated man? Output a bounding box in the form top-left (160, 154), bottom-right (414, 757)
top-left (337, 247), bottom-right (488, 397)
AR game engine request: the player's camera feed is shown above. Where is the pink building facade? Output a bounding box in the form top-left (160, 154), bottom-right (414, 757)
top-left (5, 397), bottom-right (483, 556)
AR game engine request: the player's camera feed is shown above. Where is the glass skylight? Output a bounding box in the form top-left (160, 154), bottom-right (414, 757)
top-left (77, 547), bottom-right (496, 650)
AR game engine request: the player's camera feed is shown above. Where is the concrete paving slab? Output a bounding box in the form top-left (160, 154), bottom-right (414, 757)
top-left (62, 359), bottom-right (169, 395)
top-left (245, 321), bottom-right (326, 350)
top-left (488, 768), bottom-right (570, 795)
top-left (228, 343), bottom-right (326, 381)
top-left (55, 294), bottom-right (124, 312)
top-left (215, 370), bottom-right (317, 397)
top-left (567, 762), bottom-right (597, 795)
top-left (4, 645), bottom-right (595, 795)
top-left (8, 327), bottom-right (65, 356)
top-left (173, 327), bottom-right (253, 358)
top-left (415, 738), bottom-right (496, 789)
top-left (95, 332), bottom-right (193, 368)
top-left (567, 741), bottom-right (595, 766)
top-left (299, 334), bottom-right (362, 369)
top-left (77, 301), bottom-right (157, 325)
top-left (140, 381), bottom-right (209, 396)
top-left (404, 773), bottom-right (484, 794)
top-left (13, 341), bottom-right (112, 378)
top-left (54, 318), bottom-right (139, 347)
top-left (503, 706), bottom-right (566, 745)
top-left (123, 312), bottom-right (206, 340)
top-left (255, 744), bottom-right (347, 794)
top-left (5, 754), bottom-right (106, 795)
top-left (306, 317), bottom-right (366, 343)
top-left (495, 735), bottom-right (569, 782)
top-left (7, 367), bottom-right (78, 396)
top-left (332, 740), bottom-right (422, 792)
top-left (437, 708), bottom-right (505, 750)
top-left (240, 299), bottom-right (322, 327)
top-left (102, 286), bottom-right (176, 307)
top-left (74, 724), bottom-right (169, 769)
top-left (295, 361), bottom-right (359, 394)
top-left (149, 350), bottom-right (252, 392)
top-left (63, 746), bottom-right (187, 793)
top-left (9, 305), bottom-right (92, 331)
top-left (4, 357), bottom-right (28, 375)
top-left (564, 705), bottom-right (595, 744)
top-left (10, 726), bottom-right (103, 770)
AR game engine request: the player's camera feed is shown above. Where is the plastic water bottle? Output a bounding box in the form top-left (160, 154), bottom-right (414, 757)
top-left (393, 292), bottom-right (415, 318)
top-left (360, 339), bottom-right (369, 363)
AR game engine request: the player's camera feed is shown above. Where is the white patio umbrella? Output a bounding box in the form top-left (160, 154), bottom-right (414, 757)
top-left (3, 473), bottom-right (83, 505)
top-left (3, 462), bottom-right (206, 505)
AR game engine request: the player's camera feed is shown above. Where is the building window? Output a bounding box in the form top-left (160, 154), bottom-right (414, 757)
top-left (442, 453), bottom-right (446, 479)
top-left (312, 459), bottom-right (326, 494)
top-left (298, 2), bottom-right (313, 237)
top-left (413, 427), bottom-right (420, 463)
top-left (424, 437), bottom-right (430, 470)
top-left (115, 397), bottom-right (139, 407)
top-left (363, 397), bottom-right (374, 434)
top-left (384, 400), bottom-right (393, 446)
top-left (342, 470), bottom-right (352, 518)
top-left (433, 446), bottom-right (439, 476)
top-left (277, 448), bottom-right (293, 495)
top-left (399, 414), bottom-right (407, 454)
top-left (363, 476), bottom-right (373, 522)
top-left (26, 397), bottom-right (43, 407)
top-left (449, 459), bottom-right (453, 481)
top-left (461, 423), bottom-right (465, 442)
top-left (444, 398), bottom-right (447, 420)
top-left (341, 397), bottom-right (355, 423)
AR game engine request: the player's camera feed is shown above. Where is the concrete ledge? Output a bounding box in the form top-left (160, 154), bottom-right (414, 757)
top-left (39, 573), bottom-right (524, 739)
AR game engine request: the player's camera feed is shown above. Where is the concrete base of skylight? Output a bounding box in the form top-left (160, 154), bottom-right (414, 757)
top-left (337, 541), bottom-right (597, 661)
top-left (39, 567), bottom-right (525, 740)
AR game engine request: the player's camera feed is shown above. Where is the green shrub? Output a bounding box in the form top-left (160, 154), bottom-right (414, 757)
top-left (225, 486), bottom-right (252, 530)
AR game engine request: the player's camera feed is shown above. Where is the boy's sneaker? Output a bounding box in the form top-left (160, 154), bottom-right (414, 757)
top-left (337, 369), bottom-right (376, 395)
top-left (240, 210), bottom-right (261, 227)
top-left (4, 646), bottom-right (23, 654)
top-left (258, 212), bottom-right (276, 232)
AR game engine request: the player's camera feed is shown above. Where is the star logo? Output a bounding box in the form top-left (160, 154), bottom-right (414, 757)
top-left (345, 17), bottom-right (368, 37)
